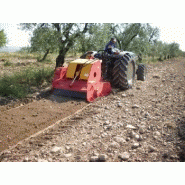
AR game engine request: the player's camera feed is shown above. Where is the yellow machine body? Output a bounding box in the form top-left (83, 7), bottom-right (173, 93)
top-left (66, 59), bottom-right (94, 80)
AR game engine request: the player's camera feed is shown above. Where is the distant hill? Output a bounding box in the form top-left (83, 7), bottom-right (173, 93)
top-left (0, 46), bottom-right (22, 53)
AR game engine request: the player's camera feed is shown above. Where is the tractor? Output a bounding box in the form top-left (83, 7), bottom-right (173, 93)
top-left (81, 48), bottom-right (147, 89)
top-left (52, 48), bottom-right (147, 102)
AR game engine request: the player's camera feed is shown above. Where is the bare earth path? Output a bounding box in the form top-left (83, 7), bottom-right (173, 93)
top-left (0, 58), bottom-right (184, 162)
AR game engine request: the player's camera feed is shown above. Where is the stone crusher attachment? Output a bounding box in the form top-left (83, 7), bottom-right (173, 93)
top-left (52, 59), bottom-right (112, 102)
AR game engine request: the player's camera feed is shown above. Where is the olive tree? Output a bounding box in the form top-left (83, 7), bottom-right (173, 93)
top-left (20, 23), bottom-right (89, 67)
top-left (30, 26), bottom-right (59, 61)
top-left (0, 29), bottom-right (7, 48)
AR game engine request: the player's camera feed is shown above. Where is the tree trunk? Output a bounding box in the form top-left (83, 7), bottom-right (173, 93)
top-left (54, 23), bottom-right (89, 68)
top-left (39, 49), bottom-right (49, 62)
top-left (56, 52), bottom-right (65, 68)
top-left (123, 34), bottom-right (137, 50)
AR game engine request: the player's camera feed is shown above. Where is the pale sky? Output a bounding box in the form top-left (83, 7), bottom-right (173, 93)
top-left (0, 23), bottom-right (31, 47)
top-left (1, 23), bottom-right (185, 51)
top-left (152, 23), bottom-right (185, 51)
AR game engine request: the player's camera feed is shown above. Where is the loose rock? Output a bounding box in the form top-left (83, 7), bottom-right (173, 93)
top-left (63, 153), bottom-right (72, 158)
top-left (118, 152), bottom-right (130, 161)
top-left (153, 75), bottom-right (160, 79)
top-left (38, 158), bottom-right (48, 162)
top-left (98, 154), bottom-right (108, 162)
top-left (121, 94), bottom-right (127, 97)
top-left (148, 145), bottom-right (156, 152)
top-left (126, 124), bottom-right (137, 130)
top-left (132, 104), bottom-right (140, 109)
top-left (109, 141), bottom-right (120, 148)
top-left (153, 131), bottom-right (161, 136)
top-left (132, 142), bottom-right (140, 149)
top-left (50, 146), bottom-right (64, 154)
top-left (90, 156), bottom-right (99, 162)
top-left (113, 136), bottom-right (126, 145)
top-left (23, 157), bottom-right (30, 162)
top-left (139, 127), bottom-right (146, 134)
top-left (117, 103), bottom-right (123, 107)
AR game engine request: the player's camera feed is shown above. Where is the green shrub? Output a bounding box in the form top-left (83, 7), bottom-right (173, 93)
top-left (3, 61), bottom-right (12, 66)
top-left (0, 67), bottom-right (54, 99)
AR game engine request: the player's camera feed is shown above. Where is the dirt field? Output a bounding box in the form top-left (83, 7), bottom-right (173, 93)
top-left (0, 57), bottom-right (184, 162)
top-left (0, 94), bottom-right (87, 152)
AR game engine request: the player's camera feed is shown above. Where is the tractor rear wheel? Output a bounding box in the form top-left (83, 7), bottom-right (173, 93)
top-left (112, 56), bottom-right (136, 89)
top-left (136, 64), bottom-right (147, 81)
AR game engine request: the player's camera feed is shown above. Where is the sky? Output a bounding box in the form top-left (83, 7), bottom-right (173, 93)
top-left (152, 23), bottom-right (185, 51)
top-left (1, 23), bottom-right (185, 51)
top-left (0, 23), bottom-right (31, 47)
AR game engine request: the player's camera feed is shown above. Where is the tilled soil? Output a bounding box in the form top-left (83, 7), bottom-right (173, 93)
top-left (0, 58), bottom-right (184, 162)
top-left (0, 95), bottom-right (87, 152)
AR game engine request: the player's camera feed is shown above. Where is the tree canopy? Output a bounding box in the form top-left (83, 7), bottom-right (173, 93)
top-left (0, 29), bottom-right (7, 48)
top-left (20, 23), bottom-right (89, 66)
top-left (19, 23), bottom-right (183, 66)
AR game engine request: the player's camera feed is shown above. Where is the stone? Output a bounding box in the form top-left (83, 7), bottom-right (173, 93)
top-left (170, 154), bottom-right (179, 159)
top-left (132, 142), bottom-right (140, 149)
top-left (129, 131), bottom-right (137, 138)
top-left (134, 134), bottom-right (140, 140)
top-left (139, 127), bottom-right (145, 134)
top-left (101, 133), bottom-right (108, 138)
top-left (153, 75), bottom-right (160, 79)
top-left (116, 123), bottom-right (124, 127)
top-left (63, 153), bottom-right (72, 158)
top-left (126, 124), bottom-right (137, 130)
top-left (132, 104), bottom-right (140, 109)
top-left (113, 137), bottom-right (126, 145)
top-left (126, 137), bottom-right (130, 141)
top-left (107, 148), bottom-right (112, 153)
top-left (50, 146), bottom-right (64, 154)
top-left (38, 158), bottom-right (48, 162)
top-left (65, 146), bottom-right (71, 150)
top-left (98, 154), bottom-right (108, 162)
top-left (105, 124), bottom-right (112, 130)
top-left (148, 145), bottom-right (156, 152)
top-left (75, 155), bottom-right (81, 160)
top-left (110, 141), bottom-right (120, 148)
top-left (162, 153), bottom-right (168, 159)
top-left (105, 106), bottom-right (110, 109)
top-left (117, 103), bottom-right (123, 107)
top-left (153, 136), bottom-right (159, 140)
top-left (90, 156), bottom-right (99, 162)
top-left (121, 94), bottom-right (127, 97)
top-left (137, 135), bottom-right (143, 141)
top-left (104, 120), bottom-right (110, 125)
top-left (118, 152), bottom-right (130, 161)
top-left (92, 151), bottom-right (99, 156)
top-left (153, 131), bottom-right (161, 136)
top-left (82, 142), bottom-right (86, 146)
top-left (23, 157), bottom-right (30, 162)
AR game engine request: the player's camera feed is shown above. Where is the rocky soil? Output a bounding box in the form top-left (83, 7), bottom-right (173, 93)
top-left (0, 58), bottom-right (184, 162)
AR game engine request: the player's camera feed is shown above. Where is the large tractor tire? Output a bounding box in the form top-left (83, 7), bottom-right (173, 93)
top-left (136, 64), bottom-right (147, 81)
top-left (112, 56), bottom-right (136, 90)
top-left (101, 54), bottom-right (114, 80)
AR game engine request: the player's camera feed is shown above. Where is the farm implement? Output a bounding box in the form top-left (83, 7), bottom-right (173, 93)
top-left (52, 50), bottom-right (147, 102)
top-left (52, 59), bottom-right (112, 102)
